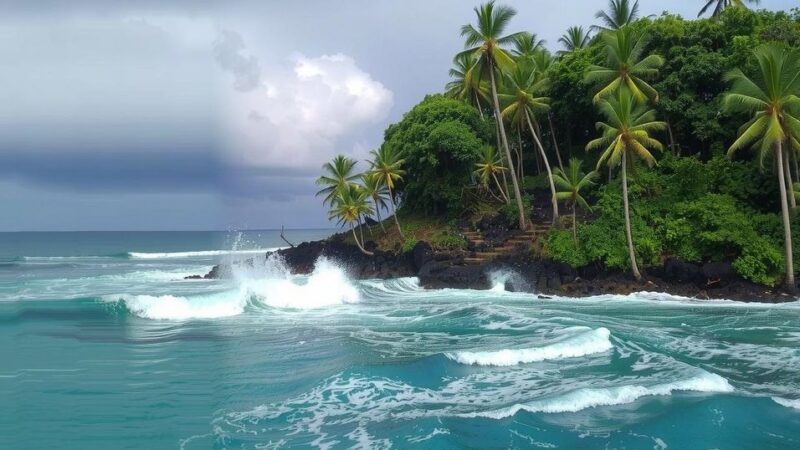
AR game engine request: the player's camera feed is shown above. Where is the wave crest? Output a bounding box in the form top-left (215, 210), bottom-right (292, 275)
top-left (446, 327), bottom-right (613, 366)
top-left (461, 371), bottom-right (734, 419)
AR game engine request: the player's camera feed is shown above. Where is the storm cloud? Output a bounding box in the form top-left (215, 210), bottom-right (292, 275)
top-left (0, 0), bottom-right (796, 230)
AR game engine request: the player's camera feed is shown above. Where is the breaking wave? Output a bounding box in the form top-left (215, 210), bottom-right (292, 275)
top-left (105, 255), bottom-right (358, 320)
top-left (446, 327), bottom-right (613, 366)
top-left (460, 371), bottom-right (734, 419)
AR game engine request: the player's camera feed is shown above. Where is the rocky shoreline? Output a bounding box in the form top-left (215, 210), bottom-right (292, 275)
top-left (191, 237), bottom-right (797, 304)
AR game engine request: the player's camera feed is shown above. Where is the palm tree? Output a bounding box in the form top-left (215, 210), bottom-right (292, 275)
top-left (585, 27), bottom-right (664, 104)
top-left (315, 155), bottom-right (359, 206)
top-left (370, 146), bottom-right (406, 238)
top-left (512, 32), bottom-right (546, 63)
top-left (360, 172), bottom-right (390, 233)
top-left (474, 145), bottom-right (509, 203)
top-left (499, 61), bottom-right (560, 223)
top-left (329, 184), bottom-right (375, 256)
top-left (558, 26), bottom-right (592, 54)
top-left (698, 0), bottom-right (760, 18)
top-left (587, 90), bottom-right (666, 281)
top-left (459, 0), bottom-right (527, 229)
top-left (445, 53), bottom-right (489, 119)
top-left (553, 158), bottom-right (598, 242)
top-left (722, 44), bottom-right (800, 290)
top-left (593, 0), bottom-right (640, 32)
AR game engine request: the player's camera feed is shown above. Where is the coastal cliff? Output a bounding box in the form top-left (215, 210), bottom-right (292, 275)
top-left (195, 237), bottom-right (795, 303)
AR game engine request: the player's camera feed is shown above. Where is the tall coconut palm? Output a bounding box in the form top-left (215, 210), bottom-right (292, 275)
top-left (474, 145), bottom-right (509, 203)
top-left (369, 146), bottom-right (406, 238)
top-left (593, 0), bottom-right (640, 32)
top-left (499, 61), bottom-right (560, 223)
top-left (512, 32), bottom-right (546, 63)
top-left (553, 158), bottom-right (598, 242)
top-left (315, 155), bottom-right (359, 206)
top-left (585, 27), bottom-right (664, 104)
top-left (722, 44), bottom-right (800, 290)
top-left (459, 0), bottom-right (527, 229)
top-left (445, 52), bottom-right (489, 119)
top-left (558, 26), bottom-right (592, 54)
top-left (360, 172), bottom-right (389, 233)
top-left (587, 90), bottom-right (666, 280)
top-left (329, 184), bottom-right (375, 256)
top-left (698, 0), bottom-right (760, 18)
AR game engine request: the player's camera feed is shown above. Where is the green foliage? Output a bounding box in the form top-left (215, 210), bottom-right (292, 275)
top-left (501, 195), bottom-right (532, 227)
top-left (383, 95), bottom-right (492, 217)
top-left (430, 230), bottom-right (467, 250)
top-left (400, 237), bottom-right (419, 253)
top-left (544, 229), bottom-right (590, 267)
top-left (544, 155), bottom-right (786, 284)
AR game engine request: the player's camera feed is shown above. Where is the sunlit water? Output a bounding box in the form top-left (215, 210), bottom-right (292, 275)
top-left (2, 231), bottom-right (800, 449)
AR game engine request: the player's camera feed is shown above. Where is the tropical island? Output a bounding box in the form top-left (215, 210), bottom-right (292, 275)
top-left (207, 0), bottom-right (800, 302)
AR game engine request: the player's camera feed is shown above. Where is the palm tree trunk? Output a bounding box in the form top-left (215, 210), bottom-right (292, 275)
top-left (494, 113), bottom-right (511, 205)
top-left (516, 130), bottom-right (525, 181)
top-left (776, 141), bottom-right (795, 290)
top-left (622, 152), bottom-right (642, 281)
top-left (783, 145), bottom-right (797, 209)
top-left (525, 109), bottom-right (559, 223)
top-left (351, 224), bottom-right (374, 256)
top-left (489, 64), bottom-right (526, 229)
top-left (572, 203), bottom-right (577, 243)
top-left (364, 214), bottom-right (374, 237)
top-left (492, 173), bottom-right (510, 202)
top-left (358, 215), bottom-right (366, 242)
top-left (375, 205), bottom-right (386, 233)
top-left (474, 91), bottom-right (485, 120)
top-left (387, 186), bottom-right (404, 239)
top-left (666, 119), bottom-right (678, 156)
top-left (547, 113), bottom-right (565, 172)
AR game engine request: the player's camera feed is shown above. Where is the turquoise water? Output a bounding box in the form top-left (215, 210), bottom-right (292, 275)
top-left (2, 231), bottom-right (800, 449)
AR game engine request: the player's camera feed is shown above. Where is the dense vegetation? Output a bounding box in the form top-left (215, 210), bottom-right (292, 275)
top-left (317, 0), bottom-right (800, 289)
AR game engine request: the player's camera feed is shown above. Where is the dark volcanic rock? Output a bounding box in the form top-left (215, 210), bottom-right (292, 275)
top-left (663, 258), bottom-right (702, 283)
top-left (190, 237), bottom-right (796, 303)
top-left (411, 241), bottom-right (433, 273)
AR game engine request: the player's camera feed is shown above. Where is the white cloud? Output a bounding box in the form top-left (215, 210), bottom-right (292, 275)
top-left (220, 49), bottom-right (393, 170)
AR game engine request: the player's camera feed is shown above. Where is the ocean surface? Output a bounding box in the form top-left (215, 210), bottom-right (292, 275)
top-left (2, 230), bottom-right (800, 449)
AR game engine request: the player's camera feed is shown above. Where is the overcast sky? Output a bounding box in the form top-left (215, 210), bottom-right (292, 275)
top-left (0, 0), bottom-right (795, 231)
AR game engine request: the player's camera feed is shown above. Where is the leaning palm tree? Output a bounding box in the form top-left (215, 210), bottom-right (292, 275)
top-left (329, 184), bottom-right (375, 256)
top-left (585, 27), bottom-right (664, 104)
top-left (593, 0), bottom-right (640, 32)
top-left (360, 172), bottom-right (390, 233)
top-left (459, 0), bottom-right (527, 229)
top-left (445, 52), bottom-right (489, 119)
top-left (315, 155), bottom-right (359, 206)
top-left (558, 26), bottom-right (592, 54)
top-left (698, 0), bottom-right (760, 18)
top-left (587, 90), bottom-right (666, 281)
top-left (369, 146), bottom-right (406, 238)
top-left (553, 158), bottom-right (598, 242)
top-left (722, 44), bottom-right (800, 290)
top-left (500, 61), bottom-right (559, 223)
top-left (474, 145), bottom-right (509, 203)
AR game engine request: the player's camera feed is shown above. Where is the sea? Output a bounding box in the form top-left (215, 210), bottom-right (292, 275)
top-left (1, 230), bottom-right (800, 449)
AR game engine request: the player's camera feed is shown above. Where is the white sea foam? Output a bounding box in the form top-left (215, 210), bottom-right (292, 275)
top-left (461, 372), bottom-right (734, 419)
top-left (107, 291), bottom-right (248, 320)
top-left (107, 256), bottom-right (358, 319)
top-left (127, 248), bottom-right (284, 259)
top-left (238, 257), bottom-right (360, 309)
top-left (772, 397), bottom-right (800, 410)
top-left (446, 327), bottom-right (613, 366)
